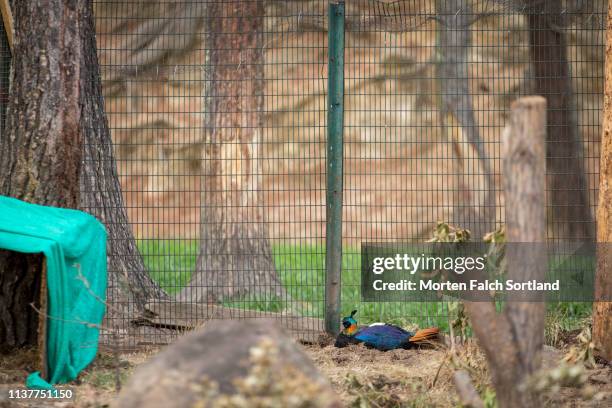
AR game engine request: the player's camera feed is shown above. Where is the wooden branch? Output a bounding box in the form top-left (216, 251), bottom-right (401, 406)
top-left (593, 0), bottom-right (612, 361)
top-left (0, 0), bottom-right (12, 53)
top-left (502, 96), bottom-right (547, 375)
top-left (502, 96), bottom-right (547, 244)
top-left (453, 370), bottom-right (484, 408)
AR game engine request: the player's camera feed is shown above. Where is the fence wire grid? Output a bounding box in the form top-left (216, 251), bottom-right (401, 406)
top-left (2, 0), bottom-right (606, 346)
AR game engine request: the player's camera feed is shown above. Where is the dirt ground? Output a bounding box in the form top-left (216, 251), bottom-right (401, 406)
top-left (306, 341), bottom-right (611, 407)
top-left (1, 332), bottom-right (611, 407)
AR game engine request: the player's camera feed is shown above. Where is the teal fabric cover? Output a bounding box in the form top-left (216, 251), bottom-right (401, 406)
top-left (0, 196), bottom-right (107, 388)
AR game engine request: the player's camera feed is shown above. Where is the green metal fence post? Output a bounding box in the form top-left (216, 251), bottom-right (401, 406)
top-left (325, 0), bottom-right (345, 335)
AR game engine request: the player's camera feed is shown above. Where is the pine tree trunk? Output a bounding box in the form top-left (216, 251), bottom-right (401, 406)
top-left (0, 0), bottom-right (83, 348)
top-left (0, 0), bottom-right (164, 348)
top-left (526, 0), bottom-right (595, 240)
top-left (179, 0), bottom-right (283, 303)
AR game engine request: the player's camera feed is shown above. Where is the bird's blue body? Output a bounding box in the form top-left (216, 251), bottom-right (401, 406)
top-left (353, 324), bottom-right (415, 351)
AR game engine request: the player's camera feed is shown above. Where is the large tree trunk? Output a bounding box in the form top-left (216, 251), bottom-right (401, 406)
top-left (436, 0), bottom-right (495, 240)
top-left (179, 1), bottom-right (283, 303)
top-left (593, 0), bottom-right (612, 362)
top-left (0, 0), bottom-right (164, 348)
top-left (526, 0), bottom-right (595, 241)
top-left (0, 0), bottom-right (83, 348)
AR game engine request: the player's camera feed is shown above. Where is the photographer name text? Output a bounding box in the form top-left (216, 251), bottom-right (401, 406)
top-left (372, 279), bottom-right (560, 292)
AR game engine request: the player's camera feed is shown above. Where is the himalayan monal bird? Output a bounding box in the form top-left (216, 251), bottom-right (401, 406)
top-left (334, 310), bottom-right (440, 351)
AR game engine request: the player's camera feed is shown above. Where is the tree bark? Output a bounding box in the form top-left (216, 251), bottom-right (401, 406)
top-left (593, 0), bottom-right (612, 362)
top-left (464, 97), bottom-right (547, 408)
top-left (0, 0), bottom-right (83, 348)
top-left (0, 1), bottom-right (10, 139)
top-left (179, 0), bottom-right (284, 303)
top-left (526, 0), bottom-right (595, 241)
top-left (0, 0), bottom-right (165, 348)
top-left (436, 0), bottom-right (495, 240)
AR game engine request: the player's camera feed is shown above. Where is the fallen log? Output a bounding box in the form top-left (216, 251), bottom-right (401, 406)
top-left (138, 301), bottom-right (325, 344)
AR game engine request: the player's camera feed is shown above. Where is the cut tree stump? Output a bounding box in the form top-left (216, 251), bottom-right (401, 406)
top-left (115, 320), bottom-right (341, 408)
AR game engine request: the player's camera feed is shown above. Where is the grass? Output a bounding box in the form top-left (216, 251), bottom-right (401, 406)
top-left (545, 301), bottom-right (593, 346)
top-left (137, 240), bottom-right (592, 331)
top-left (138, 239), bottom-right (198, 292)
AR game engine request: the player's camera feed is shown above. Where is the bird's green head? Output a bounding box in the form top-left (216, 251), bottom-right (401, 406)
top-left (341, 310), bottom-right (358, 336)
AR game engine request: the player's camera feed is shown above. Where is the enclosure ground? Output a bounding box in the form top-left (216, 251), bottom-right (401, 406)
top-left (1, 329), bottom-right (610, 407)
top-left (306, 341), bottom-right (611, 407)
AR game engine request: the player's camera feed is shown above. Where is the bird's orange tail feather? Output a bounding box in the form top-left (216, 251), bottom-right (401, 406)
top-left (409, 327), bottom-right (439, 343)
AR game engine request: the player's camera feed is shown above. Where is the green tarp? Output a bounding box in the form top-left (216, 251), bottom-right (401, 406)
top-left (0, 196), bottom-right (107, 389)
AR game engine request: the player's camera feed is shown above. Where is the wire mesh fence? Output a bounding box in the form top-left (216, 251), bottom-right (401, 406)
top-left (0, 0), bottom-right (605, 346)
